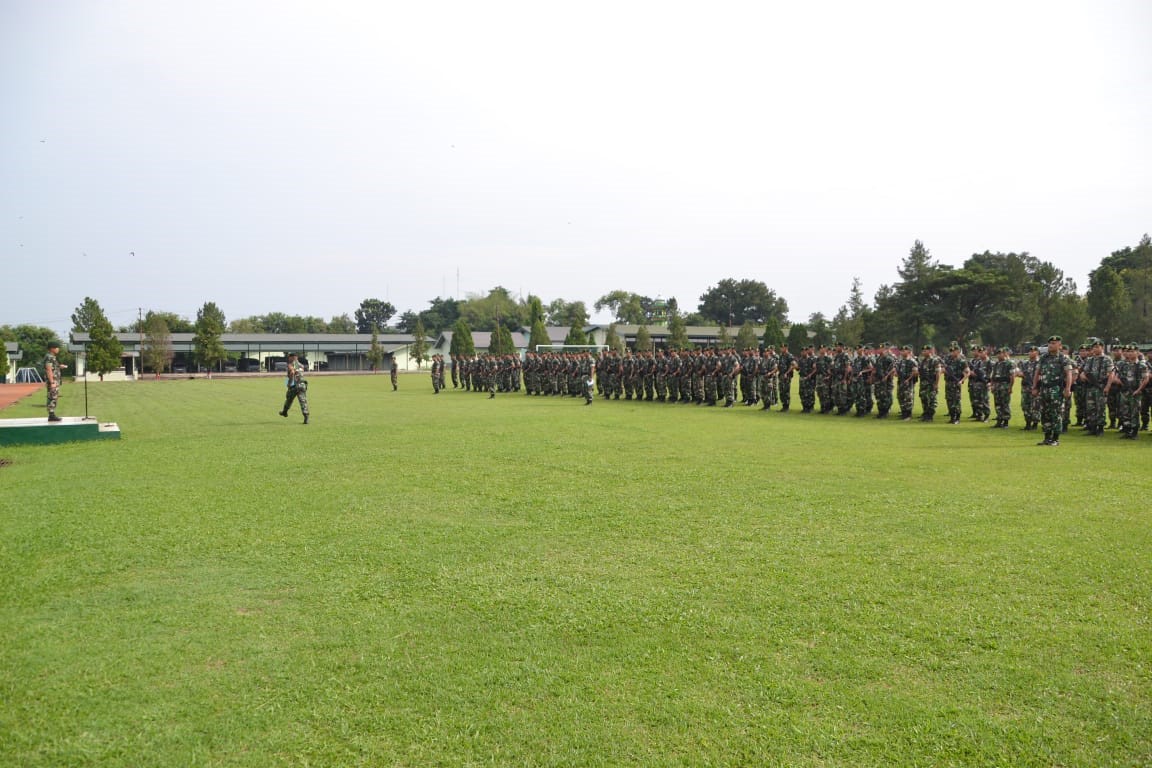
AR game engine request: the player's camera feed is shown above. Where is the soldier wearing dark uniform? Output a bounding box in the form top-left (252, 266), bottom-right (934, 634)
top-left (872, 343), bottom-right (895, 418)
top-left (390, 357), bottom-right (399, 391)
top-left (832, 342), bottom-right (852, 415)
top-left (851, 344), bottom-right (874, 417)
top-left (1080, 340), bottom-right (1113, 436)
top-left (1106, 344), bottom-right (1150, 440)
top-left (777, 343), bottom-right (796, 411)
top-left (1072, 345), bottom-right (1090, 426)
top-left (797, 345), bottom-right (817, 413)
top-left (1017, 347), bottom-right (1040, 430)
top-left (279, 352), bottom-right (309, 424)
top-left (815, 344), bottom-right (834, 414)
top-left (967, 346), bottom-right (990, 422)
top-left (758, 347), bottom-right (779, 410)
top-left (1030, 335), bottom-right (1073, 446)
top-left (918, 345), bottom-right (942, 421)
top-left (942, 343), bottom-right (970, 424)
top-left (44, 341), bottom-right (63, 422)
top-left (989, 347), bottom-right (1018, 428)
top-left (895, 345), bottom-right (918, 421)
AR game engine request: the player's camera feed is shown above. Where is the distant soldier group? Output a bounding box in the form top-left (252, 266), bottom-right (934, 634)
top-left (442, 336), bottom-right (1150, 447)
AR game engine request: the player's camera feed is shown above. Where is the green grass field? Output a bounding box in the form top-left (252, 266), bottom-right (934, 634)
top-left (1, 374), bottom-right (1149, 767)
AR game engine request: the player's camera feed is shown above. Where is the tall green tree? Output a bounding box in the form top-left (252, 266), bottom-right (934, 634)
top-left (142, 314), bottom-right (173, 376)
top-left (761, 316), bottom-right (785, 349)
top-left (786, 322), bottom-right (809, 350)
top-left (831, 278), bottom-right (868, 348)
top-left (807, 312), bottom-right (834, 347)
top-left (697, 278), bottom-right (788, 326)
top-left (410, 318), bottom-right (428, 369)
top-left (72, 297), bottom-right (123, 379)
top-left (3, 325), bottom-right (70, 372)
top-left (194, 302), bottom-right (228, 376)
top-left (355, 298), bottom-right (397, 333)
top-left (529, 318), bottom-right (551, 352)
top-left (595, 291), bottom-right (652, 324)
top-left (634, 325), bottom-right (652, 352)
top-left (328, 314), bottom-right (357, 333)
top-left (460, 287), bottom-right (523, 332)
top-left (547, 298), bottom-right (591, 329)
top-left (488, 324), bottom-right (516, 356)
top-left (564, 326), bottom-right (588, 346)
top-left (1087, 265), bottom-right (1129, 344)
top-left (450, 318), bottom-right (475, 356)
top-left (666, 312), bottom-right (691, 350)
top-left (367, 328), bottom-right (384, 371)
top-left (715, 324), bottom-right (732, 349)
top-left (735, 321), bottom-right (758, 351)
top-left (604, 323), bottom-right (625, 353)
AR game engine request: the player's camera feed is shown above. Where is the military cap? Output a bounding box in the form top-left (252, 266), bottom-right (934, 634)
top-left (1047, 335), bottom-right (1061, 342)
top-left (948, 342), bottom-right (959, 350)
top-left (47, 340), bottom-right (61, 348)
top-left (901, 344), bottom-right (912, 351)
top-left (1091, 339), bottom-right (1104, 346)
top-left (922, 344), bottom-right (932, 350)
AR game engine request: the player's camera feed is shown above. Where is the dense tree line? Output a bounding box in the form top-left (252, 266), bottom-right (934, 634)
top-left (8, 235), bottom-right (1146, 380)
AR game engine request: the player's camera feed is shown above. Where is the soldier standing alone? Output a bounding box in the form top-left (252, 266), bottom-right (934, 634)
top-left (44, 341), bottom-right (63, 422)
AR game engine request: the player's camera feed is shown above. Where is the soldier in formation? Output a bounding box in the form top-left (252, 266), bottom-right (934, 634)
top-left (44, 340), bottom-right (63, 422)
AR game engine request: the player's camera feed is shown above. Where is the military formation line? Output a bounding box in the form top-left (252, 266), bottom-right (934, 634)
top-left (428, 337), bottom-right (1151, 446)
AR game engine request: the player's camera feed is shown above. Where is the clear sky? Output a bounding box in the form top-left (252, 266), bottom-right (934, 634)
top-left (2, 0), bottom-right (1149, 337)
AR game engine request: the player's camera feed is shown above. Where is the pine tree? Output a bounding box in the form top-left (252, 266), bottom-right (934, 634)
top-left (142, 315), bottom-right (173, 376)
top-left (605, 323), bottom-right (625, 353)
top-left (735, 321), bottom-right (758, 351)
top-left (762, 317), bottom-right (785, 349)
top-left (666, 312), bottom-right (691, 350)
top-left (367, 328), bottom-right (384, 371)
top-left (450, 318), bottom-right (476, 356)
top-left (786, 322), bottom-right (809, 350)
top-left (716, 324), bottom-right (732, 349)
top-left (529, 319), bottom-right (551, 352)
top-left (411, 318), bottom-right (428, 368)
top-left (564, 326), bottom-right (588, 346)
top-left (635, 325), bottom-right (652, 352)
top-left (73, 297), bottom-right (123, 379)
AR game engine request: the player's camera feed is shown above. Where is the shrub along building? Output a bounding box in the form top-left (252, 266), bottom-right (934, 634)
top-left (68, 332), bottom-right (434, 378)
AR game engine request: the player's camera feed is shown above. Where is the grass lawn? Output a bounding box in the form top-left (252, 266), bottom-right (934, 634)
top-left (1, 374), bottom-right (1149, 767)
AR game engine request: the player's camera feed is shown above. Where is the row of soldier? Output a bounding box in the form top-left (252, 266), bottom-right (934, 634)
top-left (438, 338), bottom-right (1150, 444)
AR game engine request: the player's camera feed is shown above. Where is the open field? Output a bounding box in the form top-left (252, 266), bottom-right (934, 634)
top-left (1, 375), bottom-right (1150, 767)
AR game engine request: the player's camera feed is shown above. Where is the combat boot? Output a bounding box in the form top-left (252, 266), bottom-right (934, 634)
top-left (279, 410), bottom-right (287, 418)
top-left (303, 414), bottom-right (309, 424)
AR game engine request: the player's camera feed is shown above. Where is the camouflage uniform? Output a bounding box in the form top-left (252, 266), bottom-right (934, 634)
top-left (1017, 353), bottom-right (1040, 430)
top-left (280, 356), bottom-right (309, 423)
top-left (895, 347), bottom-right (918, 420)
top-left (850, 347), bottom-right (874, 416)
top-left (1031, 340), bottom-right (1073, 445)
top-left (989, 350), bottom-right (1017, 428)
top-left (758, 350), bottom-right (779, 410)
top-left (1081, 346), bottom-right (1112, 436)
top-left (815, 347), bottom-right (833, 413)
top-left (967, 349), bottom-right (990, 422)
top-left (44, 347), bottom-right (62, 420)
top-left (832, 345), bottom-right (852, 415)
top-left (942, 348), bottom-right (969, 424)
top-left (1109, 347), bottom-right (1149, 439)
top-left (797, 347), bottom-right (817, 413)
top-left (917, 348), bottom-right (942, 421)
top-left (777, 347), bottom-right (796, 411)
top-left (740, 350), bottom-right (759, 405)
top-left (872, 346), bottom-right (895, 418)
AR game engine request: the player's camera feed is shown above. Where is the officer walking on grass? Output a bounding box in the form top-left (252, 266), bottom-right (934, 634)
top-left (279, 352), bottom-right (309, 424)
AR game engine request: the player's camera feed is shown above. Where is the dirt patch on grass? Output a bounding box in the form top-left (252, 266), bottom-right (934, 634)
top-left (0, 384), bottom-right (43, 410)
